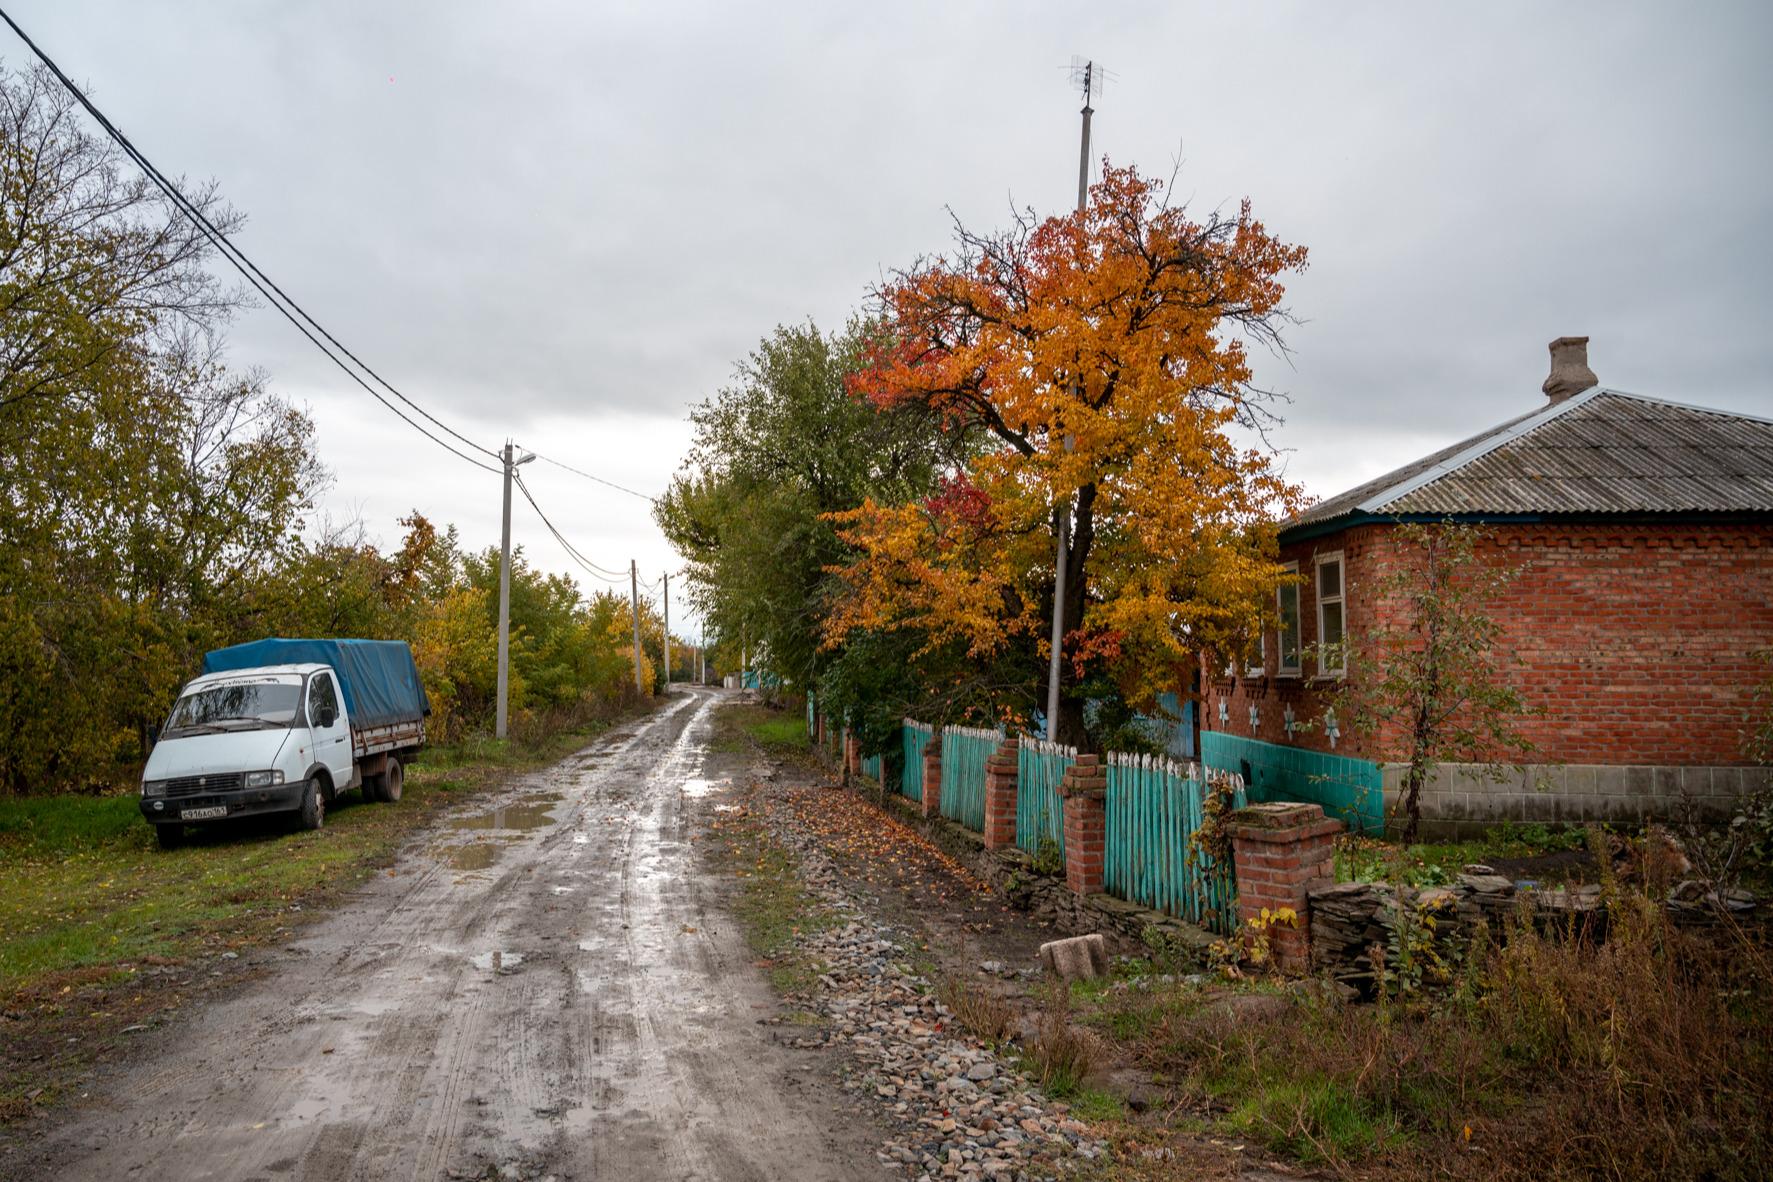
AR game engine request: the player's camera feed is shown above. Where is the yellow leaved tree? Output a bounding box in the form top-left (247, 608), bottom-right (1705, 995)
top-left (824, 164), bottom-right (1308, 746)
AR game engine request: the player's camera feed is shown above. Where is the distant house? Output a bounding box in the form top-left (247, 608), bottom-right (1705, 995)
top-left (1205, 337), bottom-right (1773, 837)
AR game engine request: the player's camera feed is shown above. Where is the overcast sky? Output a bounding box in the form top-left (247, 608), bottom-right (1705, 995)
top-left (15, 1), bottom-right (1771, 635)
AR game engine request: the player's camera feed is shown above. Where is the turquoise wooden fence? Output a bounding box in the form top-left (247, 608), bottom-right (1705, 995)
top-left (861, 750), bottom-right (884, 782)
top-left (1104, 753), bottom-right (1246, 935)
top-left (939, 724), bottom-right (1002, 833)
top-left (900, 719), bottom-right (932, 801)
top-left (1016, 736), bottom-right (1075, 857)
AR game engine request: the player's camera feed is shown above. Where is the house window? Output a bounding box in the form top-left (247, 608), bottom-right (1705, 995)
top-left (1245, 633), bottom-right (1265, 678)
top-left (1316, 552), bottom-right (1345, 677)
top-left (1277, 563), bottom-right (1301, 676)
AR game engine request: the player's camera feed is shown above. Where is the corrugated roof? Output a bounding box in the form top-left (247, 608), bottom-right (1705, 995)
top-left (1288, 388), bottom-right (1773, 531)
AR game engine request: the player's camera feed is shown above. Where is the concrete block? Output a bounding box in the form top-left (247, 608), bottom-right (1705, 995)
top-left (1624, 765), bottom-right (1655, 805)
top-left (1514, 793), bottom-right (1550, 823)
top-left (1652, 766), bottom-right (1683, 800)
top-left (1565, 765), bottom-right (1598, 796)
top-left (1530, 764), bottom-right (1564, 796)
top-left (1038, 933), bottom-right (1108, 982)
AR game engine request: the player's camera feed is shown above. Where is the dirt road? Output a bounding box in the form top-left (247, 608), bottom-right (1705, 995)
top-left (18, 688), bottom-right (885, 1182)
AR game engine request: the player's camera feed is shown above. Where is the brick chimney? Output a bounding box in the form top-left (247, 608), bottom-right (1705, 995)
top-left (1543, 336), bottom-right (1598, 402)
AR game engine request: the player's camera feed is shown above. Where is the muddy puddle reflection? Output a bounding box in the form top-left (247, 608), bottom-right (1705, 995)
top-left (448, 793), bottom-right (563, 832)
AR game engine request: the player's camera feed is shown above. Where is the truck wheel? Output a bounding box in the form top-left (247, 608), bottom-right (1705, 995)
top-left (362, 772), bottom-right (384, 804)
top-left (382, 757), bottom-right (404, 803)
top-left (155, 823), bottom-right (184, 850)
top-left (297, 779), bottom-right (326, 831)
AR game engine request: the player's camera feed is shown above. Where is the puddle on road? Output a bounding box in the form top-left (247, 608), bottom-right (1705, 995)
top-left (442, 841), bottom-right (509, 871)
top-left (449, 793), bottom-right (563, 832)
top-left (681, 777), bottom-right (730, 798)
top-left (470, 950), bottom-right (525, 975)
top-left (285, 1097), bottom-right (328, 1122)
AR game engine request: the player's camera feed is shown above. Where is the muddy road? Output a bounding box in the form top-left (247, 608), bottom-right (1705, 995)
top-left (19, 688), bottom-right (885, 1182)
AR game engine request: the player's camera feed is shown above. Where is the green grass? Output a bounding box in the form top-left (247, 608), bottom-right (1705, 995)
top-left (1225, 1077), bottom-right (1404, 1164)
top-left (0, 716), bottom-right (628, 997)
top-left (1066, 1087), bottom-right (1127, 1122)
top-left (1335, 820), bottom-right (1591, 886)
top-left (705, 706), bottom-right (837, 995)
top-left (744, 713), bottom-right (812, 753)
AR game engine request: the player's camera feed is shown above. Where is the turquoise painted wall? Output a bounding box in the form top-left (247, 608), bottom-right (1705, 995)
top-left (1199, 731), bottom-right (1384, 835)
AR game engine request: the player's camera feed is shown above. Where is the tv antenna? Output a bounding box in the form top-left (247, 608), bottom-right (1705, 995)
top-left (1067, 56), bottom-right (1114, 111)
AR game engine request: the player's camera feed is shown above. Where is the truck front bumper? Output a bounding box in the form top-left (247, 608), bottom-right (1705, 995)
top-left (140, 780), bottom-right (308, 827)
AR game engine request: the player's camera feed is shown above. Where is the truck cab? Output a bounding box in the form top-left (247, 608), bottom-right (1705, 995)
top-left (140, 639), bottom-right (428, 849)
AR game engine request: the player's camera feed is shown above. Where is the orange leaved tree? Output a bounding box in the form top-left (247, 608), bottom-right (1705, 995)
top-left (824, 164), bottom-right (1308, 748)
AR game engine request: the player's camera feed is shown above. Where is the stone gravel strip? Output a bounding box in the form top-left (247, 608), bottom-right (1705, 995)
top-left (749, 779), bottom-right (1105, 1181)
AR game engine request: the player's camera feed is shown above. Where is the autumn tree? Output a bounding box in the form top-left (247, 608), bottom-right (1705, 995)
top-left (825, 164), bottom-right (1307, 747)
top-left (1315, 522), bottom-right (1535, 842)
top-left (655, 320), bottom-right (953, 704)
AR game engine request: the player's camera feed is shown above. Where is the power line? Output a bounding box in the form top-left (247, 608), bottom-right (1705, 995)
top-left (511, 472), bottom-right (630, 586)
top-left (0, 7), bottom-right (500, 473)
top-left (530, 452), bottom-right (657, 503)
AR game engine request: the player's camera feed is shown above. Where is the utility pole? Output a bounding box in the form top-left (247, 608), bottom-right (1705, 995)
top-left (1045, 59), bottom-right (1099, 743)
top-left (741, 623), bottom-right (748, 691)
top-left (662, 573), bottom-right (671, 691)
top-left (629, 559), bottom-right (644, 694)
top-left (496, 441), bottom-right (535, 739)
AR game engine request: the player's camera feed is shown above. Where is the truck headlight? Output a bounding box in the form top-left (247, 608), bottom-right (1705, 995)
top-left (244, 770), bottom-right (286, 789)
top-left (141, 780), bottom-right (166, 797)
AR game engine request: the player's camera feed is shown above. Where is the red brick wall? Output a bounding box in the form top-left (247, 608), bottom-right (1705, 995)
top-left (1210, 521), bottom-right (1773, 767)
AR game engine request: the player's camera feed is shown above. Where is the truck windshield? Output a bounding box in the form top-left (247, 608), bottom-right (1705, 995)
top-left (165, 682), bottom-right (301, 734)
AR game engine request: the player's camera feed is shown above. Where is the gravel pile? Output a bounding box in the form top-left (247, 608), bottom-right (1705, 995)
top-left (753, 783), bottom-right (1106, 1180)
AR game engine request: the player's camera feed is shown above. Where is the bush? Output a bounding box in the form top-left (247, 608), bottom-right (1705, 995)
top-left (1129, 877), bottom-right (1772, 1179)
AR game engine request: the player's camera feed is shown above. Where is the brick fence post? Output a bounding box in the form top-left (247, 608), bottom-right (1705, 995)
top-left (920, 736), bottom-right (943, 819)
top-left (843, 730), bottom-right (861, 776)
top-left (982, 737), bottom-right (1021, 850)
top-left (1060, 754), bottom-right (1107, 895)
top-left (1228, 801), bottom-right (1344, 972)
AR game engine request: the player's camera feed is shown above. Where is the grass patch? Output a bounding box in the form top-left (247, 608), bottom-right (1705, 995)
top-left (938, 974), bottom-right (1014, 1044)
top-left (0, 709), bottom-right (641, 1120)
top-left (1022, 989), bottom-right (1101, 1097)
top-left (705, 799), bottom-right (837, 997)
top-left (1071, 875), bottom-right (1773, 1180)
top-left (1336, 820), bottom-right (1591, 886)
top-left (1066, 1087), bottom-right (1126, 1123)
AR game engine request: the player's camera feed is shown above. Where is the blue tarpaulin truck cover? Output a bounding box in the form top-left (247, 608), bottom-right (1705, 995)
top-left (201, 639), bottom-right (431, 729)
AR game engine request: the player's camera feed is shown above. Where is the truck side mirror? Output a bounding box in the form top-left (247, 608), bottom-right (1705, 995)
top-left (318, 706), bottom-right (337, 728)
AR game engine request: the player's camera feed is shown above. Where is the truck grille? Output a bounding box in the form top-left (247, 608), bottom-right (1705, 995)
top-left (165, 772), bottom-right (244, 798)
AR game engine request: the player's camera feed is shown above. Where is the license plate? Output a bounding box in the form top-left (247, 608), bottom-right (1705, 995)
top-left (181, 806), bottom-right (228, 821)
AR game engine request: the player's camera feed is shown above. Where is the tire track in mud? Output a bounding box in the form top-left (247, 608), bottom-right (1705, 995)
top-left (13, 690), bottom-right (886, 1182)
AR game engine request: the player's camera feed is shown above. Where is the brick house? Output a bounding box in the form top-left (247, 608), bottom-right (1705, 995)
top-left (1203, 337), bottom-right (1773, 836)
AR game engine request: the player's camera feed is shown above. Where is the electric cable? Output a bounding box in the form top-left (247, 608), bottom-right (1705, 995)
top-left (529, 452), bottom-right (657, 503)
top-left (0, 8), bottom-right (499, 472)
top-left (512, 472), bottom-right (630, 586)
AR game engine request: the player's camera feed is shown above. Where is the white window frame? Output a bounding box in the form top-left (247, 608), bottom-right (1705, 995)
top-left (1315, 551), bottom-right (1346, 678)
top-left (1276, 562), bottom-right (1302, 677)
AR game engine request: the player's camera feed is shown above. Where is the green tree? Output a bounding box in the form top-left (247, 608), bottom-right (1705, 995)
top-left (655, 319), bottom-right (951, 697)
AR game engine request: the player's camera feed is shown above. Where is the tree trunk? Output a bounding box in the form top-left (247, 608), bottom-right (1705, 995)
top-left (1052, 484), bottom-right (1097, 752)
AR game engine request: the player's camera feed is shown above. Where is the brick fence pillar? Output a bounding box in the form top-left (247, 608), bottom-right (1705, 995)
top-left (1060, 755), bottom-right (1106, 895)
top-left (815, 712), bottom-right (825, 748)
top-left (982, 738), bottom-right (1020, 850)
top-left (843, 731), bottom-right (861, 776)
top-left (1228, 802), bottom-right (1344, 972)
top-left (920, 738), bottom-right (943, 819)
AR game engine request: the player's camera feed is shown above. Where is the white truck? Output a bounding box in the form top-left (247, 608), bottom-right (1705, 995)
top-left (139, 638), bottom-right (429, 849)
